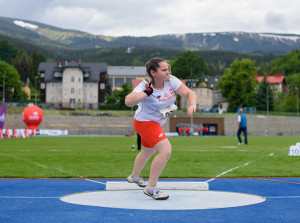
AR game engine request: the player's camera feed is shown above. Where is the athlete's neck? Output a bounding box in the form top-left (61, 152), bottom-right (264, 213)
top-left (153, 81), bottom-right (164, 90)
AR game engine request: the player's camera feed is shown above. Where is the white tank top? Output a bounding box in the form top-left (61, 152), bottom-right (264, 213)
top-left (133, 75), bottom-right (182, 126)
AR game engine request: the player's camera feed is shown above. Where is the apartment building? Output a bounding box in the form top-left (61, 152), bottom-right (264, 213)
top-left (38, 60), bottom-right (107, 109)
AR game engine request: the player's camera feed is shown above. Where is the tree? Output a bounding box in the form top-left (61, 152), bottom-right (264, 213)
top-left (270, 50), bottom-right (300, 76)
top-left (255, 76), bottom-right (274, 111)
top-left (281, 73), bottom-right (300, 112)
top-left (0, 61), bottom-right (27, 102)
top-left (11, 50), bottom-right (32, 84)
top-left (30, 52), bottom-right (47, 83)
top-left (0, 40), bottom-right (18, 63)
top-left (106, 83), bottom-right (132, 110)
top-left (171, 51), bottom-right (209, 79)
top-left (218, 59), bottom-right (258, 109)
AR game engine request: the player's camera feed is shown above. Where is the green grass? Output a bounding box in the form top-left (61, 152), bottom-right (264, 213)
top-left (0, 136), bottom-right (299, 178)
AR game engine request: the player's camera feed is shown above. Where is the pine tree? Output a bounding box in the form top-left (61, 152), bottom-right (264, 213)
top-left (255, 76), bottom-right (274, 111)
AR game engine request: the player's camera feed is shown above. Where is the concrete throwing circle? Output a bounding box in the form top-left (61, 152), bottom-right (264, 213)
top-left (60, 190), bottom-right (266, 210)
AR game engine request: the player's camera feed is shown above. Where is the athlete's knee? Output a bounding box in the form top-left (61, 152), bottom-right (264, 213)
top-left (160, 146), bottom-right (172, 160)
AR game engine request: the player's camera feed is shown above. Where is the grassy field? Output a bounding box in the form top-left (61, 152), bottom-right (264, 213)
top-left (0, 136), bottom-right (299, 178)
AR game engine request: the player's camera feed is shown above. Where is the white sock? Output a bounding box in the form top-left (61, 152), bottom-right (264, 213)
top-left (146, 187), bottom-right (154, 192)
top-left (132, 176), bottom-right (139, 181)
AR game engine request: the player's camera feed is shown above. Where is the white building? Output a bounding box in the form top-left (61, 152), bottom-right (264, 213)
top-left (38, 60), bottom-right (107, 109)
top-left (107, 66), bottom-right (146, 90)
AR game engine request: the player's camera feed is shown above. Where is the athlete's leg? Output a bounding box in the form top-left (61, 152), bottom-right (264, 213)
top-left (147, 138), bottom-right (172, 187)
top-left (244, 128), bottom-right (248, 144)
top-left (237, 128), bottom-right (242, 143)
top-left (131, 147), bottom-right (156, 178)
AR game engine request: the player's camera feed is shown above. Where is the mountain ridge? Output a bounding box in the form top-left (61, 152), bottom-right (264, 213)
top-left (1, 16), bottom-right (300, 55)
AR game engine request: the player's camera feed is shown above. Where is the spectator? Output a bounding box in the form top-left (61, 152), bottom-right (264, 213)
top-left (185, 126), bottom-right (190, 136)
top-left (205, 126), bottom-right (209, 135)
top-left (237, 108), bottom-right (248, 145)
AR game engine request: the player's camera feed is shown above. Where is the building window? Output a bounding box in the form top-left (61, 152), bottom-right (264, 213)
top-left (51, 93), bottom-right (55, 101)
top-left (83, 94), bottom-right (86, 99)
top-left (51, 82), bottom-right (55, 88)
top-left (71, 76), bottom-right (75, 82)
top-left (84, 83), bottom-right (87, 88)
top-left (78, 78), bottom-right (81, 82)
top-left (71, 88), bottom-right (74, 94)
top-left (89, 93), bottom-right (93, 99)
top-left (58, 94), bottom-right (62, 100)
top-left (100, 83), bottom-right (105, 90)
top-left (115, 78), bottom-right (124, 88)
top-left (40, 83), bottom-right (45, 89)
top-left (58, 82), bottom-right (62, 88)
top-left (126, 78), bottom-right (134, 85)
top-left (90, 83), bottom-right (93, 88)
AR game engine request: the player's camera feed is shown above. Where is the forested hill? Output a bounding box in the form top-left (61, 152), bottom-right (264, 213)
top-left (1, 16), bottom-right (300, 55)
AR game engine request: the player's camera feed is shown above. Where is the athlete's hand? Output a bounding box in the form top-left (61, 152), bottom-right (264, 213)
top-left (143, 83), bottom-right (153, 96)
top-left (187, 104), bottom-right (196, 116)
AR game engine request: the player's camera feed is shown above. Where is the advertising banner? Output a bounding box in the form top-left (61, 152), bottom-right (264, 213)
top-left (0, 102), bottom-right (8, 129)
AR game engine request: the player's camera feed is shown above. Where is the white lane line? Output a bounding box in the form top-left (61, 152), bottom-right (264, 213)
top-left (221, 146), bottom-right (237, 149)
top-left (187, 150), bottom-right (223, 152)
top-left (48, 150), bottom-right (71, 152)
top-left (0, 153), bottom-right (80, 177)
top-left (205, 161), bottom-right (253, 183)
top-left (84, 179), bottom-right (106, 185)
top-left (205, 152), bottom-right (276, 183)
top-left (267, 196), bottom-right (300, 199)
top-left (0, 153), bottom-right (107, 186)
top-left (0, 196), bottom-right (59, 199)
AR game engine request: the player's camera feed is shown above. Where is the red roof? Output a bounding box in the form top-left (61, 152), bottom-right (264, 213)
top-left (255, 73), bottom-right (289, 92)
top-left (131, 79), bottom-right (143, 89)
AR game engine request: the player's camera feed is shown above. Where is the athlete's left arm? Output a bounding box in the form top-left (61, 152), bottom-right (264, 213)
top-left (175, 83), bottom-right (197, 116)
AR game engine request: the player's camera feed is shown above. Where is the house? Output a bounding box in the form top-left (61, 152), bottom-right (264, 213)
top-left (184, 76), bottom-right (228, 111)
top-left (255, 73), bottom-right (289, 93)
top-left (38, 60), bottom-right (107, 109)
top-left (198, 76), bottom-right (228, 111)
top-left (107, 66), bottom-right (146, 90)
top-left (181, 85), bottom-right (214, 111)
top-left (198, 76), bottom-right (220, 89)
top-left (213, 89), bottom-right (228, 112)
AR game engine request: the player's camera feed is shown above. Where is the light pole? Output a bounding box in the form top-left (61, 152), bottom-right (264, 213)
top-left (266, 84), bottom-right (269, 116)
top-left (2, 71), bottom-right (5, 102)
top-left (35, 75), bottom-right (38, 105)
top-left (296, 87), bottom-right (299, 117)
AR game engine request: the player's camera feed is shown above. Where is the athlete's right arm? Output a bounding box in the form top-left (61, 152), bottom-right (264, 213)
top-left (125, 92), bottom-right (148, 107)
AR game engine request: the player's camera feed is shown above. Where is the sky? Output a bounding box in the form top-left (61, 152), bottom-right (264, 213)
top-left (1, 0), bottom-right (300, 37)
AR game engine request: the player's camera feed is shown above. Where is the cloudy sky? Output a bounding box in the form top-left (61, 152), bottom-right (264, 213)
top-left (1, 0), bottom-right (300, 37)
